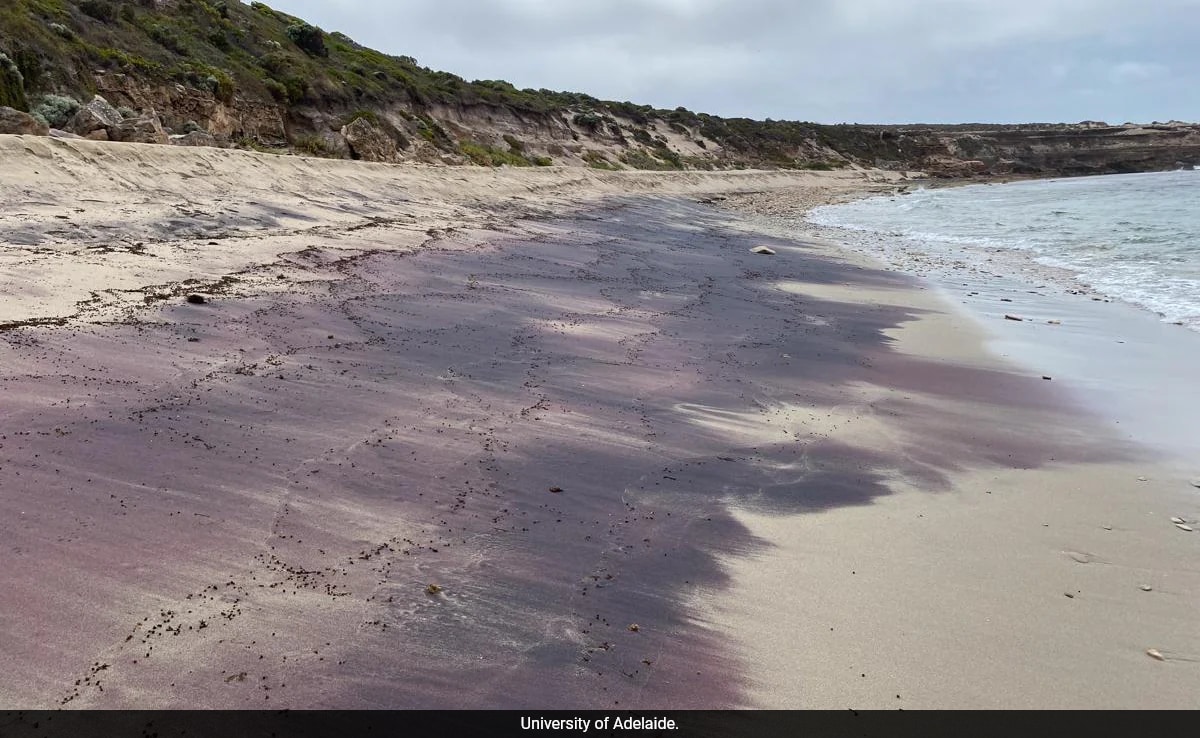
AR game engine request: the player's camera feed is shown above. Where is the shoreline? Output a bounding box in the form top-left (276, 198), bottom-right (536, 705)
top-left (1, 139), bottom-right (1196, 708)
top-left (805, 172), bottom-right (1200, 333)
top-left (709, 185), bottom-right (1200, 708)
top-left (719, 180), bottom-right (1200, 456)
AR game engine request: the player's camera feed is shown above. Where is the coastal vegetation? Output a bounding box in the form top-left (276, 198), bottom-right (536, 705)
top-left (1, 1), bottom-right (1197, 174)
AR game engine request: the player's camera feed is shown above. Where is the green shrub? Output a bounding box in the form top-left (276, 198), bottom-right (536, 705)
top-left (573, 111), bottom-right (602, 131)
top-left (148, 24), bottom-right (188, 55)
top-left (343, 109), bottom-right (379, 126)
top-left (502, 133), bottom-right (523, 152)
top-left (459, 141), bottom-right (531, 167)
top-left (532, 156), bottom-right (553, 166)
top-left (294, 135), bottom-right (337, 158)
top-left (615, 144), bottom-right (682, 170)
top-left (78, 0), bottom-right (117, 22)
top-left (48, 23), bottom-right (76, 40)
top-left (256, 50), bottom-right (291, 76)
top-left (415, 114), bottom-right (454, 151)
top-left (279, 75), bottom-right (307, 103)
top-left (33, 94), bottom-right (81, 128)
top-left (653, 144), bottom-right (682, 168)
top-left (206, 71), bottom-right (234, 102)
top-left (213, 1), bottom-right (230, 18)
top-left (582, 150), bottom-right (619, 170)
top-left (95, 47), bottom-right (159, 73)
top-left (207, 29), bottom-right (232, 51)
top-left (286, 23), bottom-right (328, 57)
top-left (0, 52), bottom-right (27, 111)
top-left (263, 78), bottom-right (287, 102)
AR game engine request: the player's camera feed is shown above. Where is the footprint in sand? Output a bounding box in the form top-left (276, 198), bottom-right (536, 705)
top-left (1063, 550), bottom-right (1106, 565)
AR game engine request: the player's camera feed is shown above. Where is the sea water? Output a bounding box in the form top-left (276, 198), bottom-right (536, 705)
top-left (808, 170), bottom-right (1200, 332)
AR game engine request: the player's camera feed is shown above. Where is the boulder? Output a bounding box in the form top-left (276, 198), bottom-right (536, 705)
top-left (68, 95), bottom-right (123, 136)
top-left (0, 106), bottom-right (49, 136)
top-left (108, 112), bottom-right (168, 144)
top-left (169, 130), bottom-right (217, 148)
top-left (85, 129), bottom-right (110, 141)
top-left (340, 116), bottom-right (397, 162)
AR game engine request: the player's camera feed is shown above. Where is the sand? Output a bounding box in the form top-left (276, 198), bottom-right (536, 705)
top-left (0, 134), bottom-right (1195, 709)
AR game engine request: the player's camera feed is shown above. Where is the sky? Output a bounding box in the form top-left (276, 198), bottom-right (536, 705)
top-left (265, 0), bottom-right (1199, 124)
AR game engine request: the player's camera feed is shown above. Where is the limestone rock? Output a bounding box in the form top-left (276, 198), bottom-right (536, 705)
top-left (49, 128), bottom-right (83, 139)
top-left (169, 130), bottom-right (217, 148)
top-left (109, 111), bottom-right (168, 144)
top-left (0, 106), bottom-right (49, 136)
top-left (750, 246), bottom-right (777, 255)
top-left (68, 95), bottom-right (123, 136)
top-left (85, 129), bottom-right (109, 141)
top-left (340, 116), bottom-right (397, 163)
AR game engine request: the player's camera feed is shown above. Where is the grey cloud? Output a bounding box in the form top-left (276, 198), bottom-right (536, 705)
top-left (267, 0), bottom-right (1200, 123)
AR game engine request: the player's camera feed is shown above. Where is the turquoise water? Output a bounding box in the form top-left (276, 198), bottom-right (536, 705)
top-left (808, 170), bottom-right (1200, 330)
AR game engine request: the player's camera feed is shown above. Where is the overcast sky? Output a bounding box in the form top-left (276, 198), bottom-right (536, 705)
top-left (265, 0), bottom-right (1198, 124)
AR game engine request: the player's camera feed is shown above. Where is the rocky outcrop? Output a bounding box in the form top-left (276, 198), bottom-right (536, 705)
top-left (109, 111), bottom-right (169, 144)
top-left (0, 106), bottom-right (48, 136)
top-left (340, 117), bottom-right (398, 162)
top-left (170, 130), bottom-right (218, 147)
top-left (67, 95), bottom-right (123, 136)
top-left (48, 128), bottom-right (82, 139)
top-left (94, 71), bottom-right (287, 146)
top-left (866, 122), bottom-right (1200, 178)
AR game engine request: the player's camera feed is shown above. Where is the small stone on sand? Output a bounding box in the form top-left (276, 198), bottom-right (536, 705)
top-left (1140, 585), bottom-right (1153, 592)
top-left (1047, 319), bottom-right (1061, 325)
top-left (1004, 314), bottom-right (1023, 321)
top-left (1190, 479), bottom-right (1200, 488)
top-left (750, 246), bottom-right (776, 255)
top-left (185, 294), bottom-right (206, 305)
top-left (1146, 648), bottom-right (1165, 661)
top-left (1175, 523), bottom-right (1193, 532)
top-left (1170, 516), bottom-right (1185, 524)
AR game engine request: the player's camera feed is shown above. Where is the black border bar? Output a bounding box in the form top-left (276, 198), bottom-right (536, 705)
top-left (0, 709), bottom-right (1164, 738)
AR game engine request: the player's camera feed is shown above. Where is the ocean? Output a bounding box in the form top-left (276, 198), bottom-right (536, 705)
top-left (807, 170), bottom-right (1200, 332)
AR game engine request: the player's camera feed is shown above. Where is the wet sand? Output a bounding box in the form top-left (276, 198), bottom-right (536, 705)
top-left (1, 136), bottom-right (1196, 708)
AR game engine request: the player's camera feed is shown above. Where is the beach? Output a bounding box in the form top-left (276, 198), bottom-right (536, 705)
top-left (0, 135), bottom-right (1196, 709)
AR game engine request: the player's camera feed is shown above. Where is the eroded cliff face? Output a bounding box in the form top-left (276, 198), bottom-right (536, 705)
top-left (874, 124), bottom-right (1200, 178)
top-left (4, 67), bottom-right (1198, 178)
top-left (92, 71), bottom-right (287, 146)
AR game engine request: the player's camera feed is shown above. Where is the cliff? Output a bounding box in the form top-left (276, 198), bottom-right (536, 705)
top-left (2, 0), bottom-right (1198, 177)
